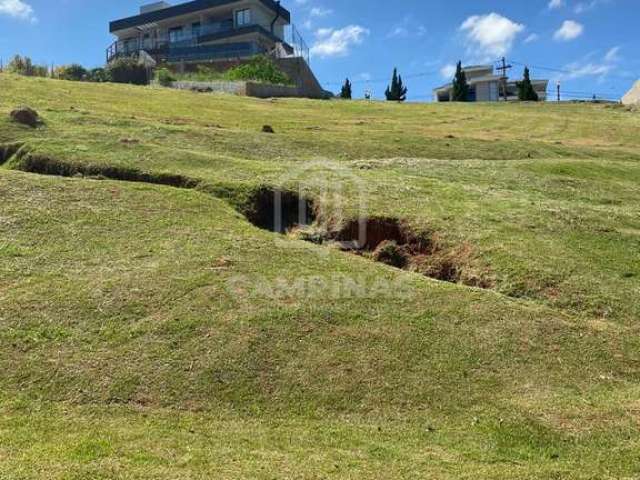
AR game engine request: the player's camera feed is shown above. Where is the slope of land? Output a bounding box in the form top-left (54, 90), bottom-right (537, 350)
top-left (1, 74), bottom-right (639, 479)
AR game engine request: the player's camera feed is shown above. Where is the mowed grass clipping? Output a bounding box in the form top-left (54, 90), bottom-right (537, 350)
top-left (1, 73), bottom-right (640, 478)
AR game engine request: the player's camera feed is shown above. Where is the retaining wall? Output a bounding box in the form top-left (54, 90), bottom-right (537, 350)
top-left (169, 80), bottom-right (304, 98)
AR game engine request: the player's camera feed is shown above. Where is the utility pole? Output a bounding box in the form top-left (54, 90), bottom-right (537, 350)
top-left (497, 57), bottom-right (512, 102)
top-left (556, 81), bottom-right (561, 103)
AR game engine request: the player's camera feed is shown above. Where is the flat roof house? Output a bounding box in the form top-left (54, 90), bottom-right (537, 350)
top-left (433, 65), bottom-right (549, 102)
top-left (107, 0), bottom-right (307, 65)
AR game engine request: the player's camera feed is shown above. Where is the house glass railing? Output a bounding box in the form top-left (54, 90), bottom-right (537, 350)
top-left (283, 24), bottom-right (310, 65)
top-left (107, 21), bottom-right (309, 64)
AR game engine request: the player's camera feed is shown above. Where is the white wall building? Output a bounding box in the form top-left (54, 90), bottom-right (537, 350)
top-left (433, 65), bottom-right (549, 102)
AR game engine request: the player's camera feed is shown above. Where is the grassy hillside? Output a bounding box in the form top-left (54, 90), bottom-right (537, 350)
top-left (1, 73), bottom-right (640, 479)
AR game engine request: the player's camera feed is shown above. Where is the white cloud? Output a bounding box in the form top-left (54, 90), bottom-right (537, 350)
top-left (387, 26), bottom-right (409, 38)
top-left (386, 16), bottom-right (427, 39)
top-left (574, 0), bottom-right (610, 14)
top-left (460, 13), bottom-right (525, 59)
top-left (562, 62), bottom-right (612, 80)
top-left (310, 25), bottom-right (369, 58)
top-left (524, 33), bottom-right (540, 43)
top-left (0, 0), bottom-right (36, 22)
top-left (554, 20), bottom-right (584, 41)
top-left (548, 0), bottom-right (565, 9)
top-left (440, 64), bottom-right (457, 79)
top-left (558, 47), bottom-right (622, 82)
top-left (309, 7), bottom-right (332, 17)
top-left (604, 46), bottom-right (621, 62)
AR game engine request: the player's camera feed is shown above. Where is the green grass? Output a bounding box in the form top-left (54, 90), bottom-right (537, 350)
top-left (1, 73), bottom-right (640, 478)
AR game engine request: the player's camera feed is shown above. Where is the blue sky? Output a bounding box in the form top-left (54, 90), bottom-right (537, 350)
top-left (0, 0), bottom-right (637, 100)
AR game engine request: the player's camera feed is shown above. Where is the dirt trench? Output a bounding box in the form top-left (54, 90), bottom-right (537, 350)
top-left (3, 151), bottom-right (492, 289)
top-left (243, 191), bottom-right (493, 288)
top-left (11, 153), bottom-right (200, 189)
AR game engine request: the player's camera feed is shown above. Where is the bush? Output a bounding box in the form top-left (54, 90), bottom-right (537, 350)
top-left (188, 65), bottom-right (226, 82)
top-left (6, 55), bottom-right (48, 77)
top-left (106, 57), bottom-right (148, 85)
top-left (56, 64), bottom-right (88, 81)
top-left (87, 68), bottom-right (110, 83)
top-left (155, 68), bottom-right (176, 87)
top-left (225, 56), bottom-right (291, 85)
top-left (372, 241), bottom-right (409, 268)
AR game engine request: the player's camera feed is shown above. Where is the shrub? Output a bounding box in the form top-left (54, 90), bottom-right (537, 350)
top-left (106, 57), bottom-right (148, 85)
top-left (155, 68), bottom-right (176, 87)
top-left (225, 56), bottom-right (291, 85)
top-left (6, 55), bottom-right (48, 77)
top-left (56, 64), bottom-right (88, 81)
top-left (87, 68), bottom-right (110, 83)
top-left (372, 241), bottom-right (409, 268)
top-left (191, 65), bottom-right (223, 81)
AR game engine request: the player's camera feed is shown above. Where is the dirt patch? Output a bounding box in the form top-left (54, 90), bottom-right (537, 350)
top-left (334, 217), bottom-right (432, 252)
top-left (242, 186), bottom-right (316, 233)
top-left (10, 107), bottom-right (41, 128)
top-left (330, 217), bottom-right (492, 287)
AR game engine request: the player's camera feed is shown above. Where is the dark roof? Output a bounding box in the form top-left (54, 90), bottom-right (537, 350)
top-left (110, 0), bottom-right (290, 33)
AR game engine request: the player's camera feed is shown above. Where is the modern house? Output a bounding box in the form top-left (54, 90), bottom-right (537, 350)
top-left (433, 65), bottom-right (549, 102)
top-left (107, 0), bottom-right (307, 66)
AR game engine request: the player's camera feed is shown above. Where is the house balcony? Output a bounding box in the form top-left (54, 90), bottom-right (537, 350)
top-left (107, 20), bottom-right (307, 65)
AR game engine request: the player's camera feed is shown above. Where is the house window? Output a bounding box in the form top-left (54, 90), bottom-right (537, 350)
top-left (124, 38), bottom-right (138, 54)
top-left (192, 22), bottom-right (201, 37)
top-left (235, 9), bottom-right (251, 27)
top-left (168, 26), bottom-right (183, 43)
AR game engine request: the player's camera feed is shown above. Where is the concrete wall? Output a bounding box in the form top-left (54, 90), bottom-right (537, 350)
top-left (168, 80), bottom-right (304, 99)
top-left (274, 57), bottom-right (326, 99)
top-left (171, 80), bottom-right (246, 95)
top-left (246, 82), bottom-right (301, 98)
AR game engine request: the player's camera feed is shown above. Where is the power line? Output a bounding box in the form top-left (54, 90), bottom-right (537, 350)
top-left (510, 59), bottom-right (573, 74)
top-left (323, 69), bottom-right (440, 86)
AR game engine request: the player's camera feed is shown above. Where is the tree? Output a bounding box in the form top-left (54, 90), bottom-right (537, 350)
top-left (451, 61), bottom-right (469, 102)
top-left (340, 78), bottom-right (352, 99)
top-left (7, 55), bottom-right (26, 74)
top-left (516, 67), bottom-right (539, 101)
top-left (385, 68), bottom-right (407, 102)
top-left (56, 64), bottom-right (88, 81)
top-left (7, 55), bottom-right (47, 77)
